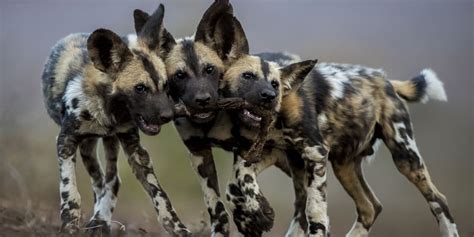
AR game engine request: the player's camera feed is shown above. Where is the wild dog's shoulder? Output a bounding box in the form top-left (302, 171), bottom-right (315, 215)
top-left (42, 33), bottom-right (91, 124)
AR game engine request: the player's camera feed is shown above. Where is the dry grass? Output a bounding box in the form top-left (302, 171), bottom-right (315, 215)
top-left (0, 199), bottom-right (211, 237)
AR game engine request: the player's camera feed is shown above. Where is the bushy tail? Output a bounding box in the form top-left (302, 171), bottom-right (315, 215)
top-left (390, 69), bottom-right (447, 103)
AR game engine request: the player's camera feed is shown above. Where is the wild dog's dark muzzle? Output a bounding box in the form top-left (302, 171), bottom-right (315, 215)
top-left (135, 94), bottom-right (174, 136)
top-left (260, 89), bottom-right (276, 104)
top-left (194, 92), bottom-right (212, 107)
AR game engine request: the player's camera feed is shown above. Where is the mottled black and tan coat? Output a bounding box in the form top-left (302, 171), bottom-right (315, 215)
top-left (167, 5), bottom-right (459, 236)
top-left (229, 51), bottom-right (459, 237)
top-left (41, 5), bottom-right (192, 236)
top-left (140, 2), bottom-right (317, 236)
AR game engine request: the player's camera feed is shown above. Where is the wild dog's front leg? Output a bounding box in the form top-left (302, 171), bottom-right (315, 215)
top-left (226, 150), bottom-right (280, 236)
top-left (184, 140), bottom-right (229, 237)
top-left (285, 149), bottom-right (308, 237)
top-left (117, 129), bottom-right (191, 237)
top-left (57, 132), bottom-right (82, 235)
top-left (85, 136), bottom-right (121, 236)
top-left (79, 138), bottom-right (104, 209)
top-left (301, 144), bottom-right (329, 237)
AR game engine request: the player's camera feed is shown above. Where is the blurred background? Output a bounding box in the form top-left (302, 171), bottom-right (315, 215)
top-left (0, 0), bottom-right (472, 236)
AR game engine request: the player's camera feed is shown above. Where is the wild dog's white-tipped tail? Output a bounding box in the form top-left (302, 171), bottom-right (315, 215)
top-left (421, 69), bottom-right (447, 102)
top-left (390, 68), bottom-right (447, 103)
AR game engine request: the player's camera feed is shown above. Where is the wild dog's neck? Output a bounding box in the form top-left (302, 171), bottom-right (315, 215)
top-left (81, 65), bottom-right (132, 126)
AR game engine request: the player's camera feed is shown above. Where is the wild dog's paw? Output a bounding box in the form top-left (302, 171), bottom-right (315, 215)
top-left (231, 192), bottom-right (275, 236)
top-left (84, 219), bottom-right (110, 237)
top-left (60, 221), bottom-right (80, 236)
top-left (175, 228), bottom-right (193, 237)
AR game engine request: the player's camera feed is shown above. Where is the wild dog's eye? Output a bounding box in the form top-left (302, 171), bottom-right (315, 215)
top-left (175, 70), bottom-right (187, 80)
top-left (134, 84), bottom-right (147, 94)
top-left (205, 65), bottom-right (215, 75)
top-left (271, 80), bottom-right (279, 89)
top-left (242, 72), bottom-right (256, 80)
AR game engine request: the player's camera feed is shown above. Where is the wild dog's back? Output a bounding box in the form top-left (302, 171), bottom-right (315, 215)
top-left (42, 33), bottom-right (89, 124)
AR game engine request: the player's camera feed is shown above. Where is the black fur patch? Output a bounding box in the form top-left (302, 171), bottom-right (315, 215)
top-left (312, 70), bottom-right (331, 114)
top-left (71, 98), bottom-right (79, 109)
top-left (260, 58), bottom-right (270, 79)
top-left (133, 50), bottom-right (160, 88)
top-left (309, 221), bottom-right (326, 234)
top-left (181, 40), bottom-right (200, 75)
top-left (80, 110), bottom-right (92, 121)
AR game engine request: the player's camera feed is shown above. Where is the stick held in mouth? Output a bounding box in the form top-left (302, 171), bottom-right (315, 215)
top-left (173, 97), bottom-right (275, 162)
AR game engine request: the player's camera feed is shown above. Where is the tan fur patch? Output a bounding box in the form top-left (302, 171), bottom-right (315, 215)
top-left (164, 41), bottom-right (224, 76)
top-left (390, 80), bottom-right (416, 100)
top-left (51, 34), bottom-right (88, 98)
top-left (281, 91), bottom-right (303, 126)
top-left (194, 42), bottom-right (224, 70)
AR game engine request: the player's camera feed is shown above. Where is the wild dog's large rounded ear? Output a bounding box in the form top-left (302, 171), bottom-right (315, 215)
top-left (87, 28), bottom-right (133, 74)
top-left (280, 59), bottom-right (318, 95)
top-left (195, 0), bottom-right (233, 46)
top-left (136, 4), bottom-right (176, 57)
top-left (133, 9), bottom-right (150, 34)
top-left (214, 13), bottom-right (249, 63)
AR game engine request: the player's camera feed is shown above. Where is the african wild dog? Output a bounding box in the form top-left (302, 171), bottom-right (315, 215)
top-left (226, 52), bottom-right (459, 237)
top-left (41, 5), bottom-right (192, 236)
top-left (141, 2), bottom-right (316, 235)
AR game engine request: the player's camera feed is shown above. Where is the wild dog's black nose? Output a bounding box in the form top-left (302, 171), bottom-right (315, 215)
top-left (195, 93), bottom-right (211, 106)
top-left (159, 110), bottom-right (173, 123)
top-left (260, 89), bottom-right (276, 102)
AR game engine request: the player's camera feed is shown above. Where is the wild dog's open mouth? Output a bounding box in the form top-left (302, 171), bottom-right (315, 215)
top-left (194, 112), bottom-right (213, 119)
top-left (243, 109), bottom-right (262, 121)
top-left (239, 109), bottom-right (262, 127)
top-left (137, 115), bottom-right (161, 136)
top-left (191, 111), bottom-right (216, 123)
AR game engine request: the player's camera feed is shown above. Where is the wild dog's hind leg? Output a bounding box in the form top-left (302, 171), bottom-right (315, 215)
top-left (382, 112), bottom-right (458, 237)
top-left (185, 143), bottom-right (229, 237)
top-left (85, 136), bottom-right (120, 236)
top-left (57, 132), bottom-right (82, 234)
top-left (117, 128), bottom-right (191, 236)
top-left (332, 157), bottom-right (382, 237)
top-left (285, 149), bottom-right (308, 237)
top-left (226, 150), bottom-right (280, 237)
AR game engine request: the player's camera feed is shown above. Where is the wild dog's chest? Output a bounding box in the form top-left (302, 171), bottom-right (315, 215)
top-left (75, 118), bottom-right (134, 136)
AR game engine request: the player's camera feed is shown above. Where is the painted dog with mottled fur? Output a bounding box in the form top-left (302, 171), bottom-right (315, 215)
top-left (226, 51), bottom-right (459, 237)
top-left (41, 5), bottom-right (192, 236)
top-left (135, 2), bottom-right (317, 236)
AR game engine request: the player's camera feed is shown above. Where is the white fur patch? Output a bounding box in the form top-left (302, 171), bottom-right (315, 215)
top-left (126, 34), bottom-right (138, 49)
top-left (429, 202), bottom-right (459, 237)
top-left (285, 214), bottom-right (306, 237)
top-left (92, 176), bottom-right (119, 224)
top-left (393, 122), bottom-right (422, 159)
top-left (146, 173), bottom-right (159, 187)
top-left (63, 77), bottom-right (86, 117)
top-left (346, 221), bottom-right (369, 237)
top-left (420, 69), bottom-right (447, 103)
top-left (59, 156), bottom-right (81, 218)
top-left (327, 74), bottom-right (350, 99)
top-left (365, 139), bottom-right (382, 164)
top-left (303, 146), bottom-right (326, 161)
top-left (176, 35), bottom-right (195, 43)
